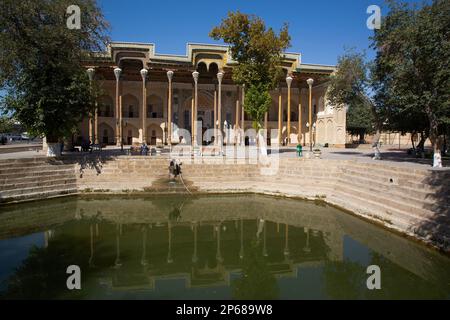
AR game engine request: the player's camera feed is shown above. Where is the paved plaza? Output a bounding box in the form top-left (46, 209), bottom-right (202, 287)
top-left (0, 143), bottom-right (448, 169)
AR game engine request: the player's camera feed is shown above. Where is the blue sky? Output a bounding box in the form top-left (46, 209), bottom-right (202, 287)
top-left (98, 0), bottom-right (391, 66)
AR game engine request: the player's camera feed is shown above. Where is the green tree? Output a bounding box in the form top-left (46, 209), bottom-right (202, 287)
top-left (346, 99), bottom-right (375, 143)
top-left (210, 12), bottom-right (291, 134)
top-left (371, 0), bottom-right (450, 167)
top-left (0, 115), bottom-right (15, 134)
top-left (243, 83), bottom-right (272, 131)
top-left (0, 0), bottom-right (109, 145)
top-left (327, 50), bottom-right (383, 158)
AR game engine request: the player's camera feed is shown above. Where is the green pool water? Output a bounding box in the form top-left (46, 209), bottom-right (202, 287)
top-left (0, 194), bottom-right (449, 300)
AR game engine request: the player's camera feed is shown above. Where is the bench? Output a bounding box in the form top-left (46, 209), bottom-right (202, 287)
top-left (91, 144), bottom-right (102, 152)
top-left (129, 145), bottom-right (149, 156)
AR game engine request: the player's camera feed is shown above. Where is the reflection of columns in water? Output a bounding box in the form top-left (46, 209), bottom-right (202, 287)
top-left (216, 223), bottom-right (223, 263)
top-left (303, 227), bottom-right (311, 253)
top-left (44, 230), bottom-right (50, 248)
top-left (89, 224), bottom-right (94, 267)
top-left (96, 223), bottom-right (99, 237)
top-left (241, 85), bottom-right (245, 145)
top-left (263, 221), bottom-right (268, 257)
top-left (141, 225), bottom-right (148, 266)
top-left (192, 223), bottom-right (198, 264)
top-left (167, 222), bottom-right (173, 264)
top-left (192, 71), bottom-right (199, 147)
top-left (114, 224), bottom-right (122, 268)
top-left (239, 219), bottom-right (244, 260)
top-left (256, 218), bottom-right (264, 240)
top-left (284, 224), bottom-right (290, 257)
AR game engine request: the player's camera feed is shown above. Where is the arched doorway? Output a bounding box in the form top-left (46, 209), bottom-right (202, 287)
top-left (147, 95), bottom-right (164, 119)
top-left (98, 95), bottom-right (114, 117)
top-left (99, 123), bottom-right (114, 145)
top-left (123, 124), bottom-right (139, 145)
top-left (183, 91), bottom-right (214, 144)
top-left (122, 94), bottom-right (139, 118)
top-left (147, 124), bottom-right (163, 145)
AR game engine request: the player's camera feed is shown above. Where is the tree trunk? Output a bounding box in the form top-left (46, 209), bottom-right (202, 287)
top-left (258, 129), bottom-right (267, 157)
top-left (426, 106), bottom-right (442, 168)
top-left (417, 132), bottom-right (426, 150)
top-left (430, 131), bottom-right (443, 168)
top-left (417, 131), bottom-right (428, 158)
top-left (358, 92), bottom-right (382, 160)
top-left (47, 142), bottom-right (62, 157)
top-left (410, 131), bottom-right (416, 156)
top-left (372, 129), bottom-right (382, 160)
top-left (359, 130), bottom-right (365, 144)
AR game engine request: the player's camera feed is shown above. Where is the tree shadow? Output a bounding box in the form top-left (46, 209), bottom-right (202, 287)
top-left (58, 150), bottom-right (121, 178)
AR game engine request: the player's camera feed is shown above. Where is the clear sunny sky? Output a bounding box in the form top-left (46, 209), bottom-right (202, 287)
top-left (98, 0), bottom-right (394, 66)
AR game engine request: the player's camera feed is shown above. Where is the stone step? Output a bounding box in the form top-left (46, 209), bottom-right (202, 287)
top-left (0, 164), bottom-right (75, 175)
top-left (0, 157), bottom-right (47, 164)
top-left (345, 162), bottom-right (434, 181)
top-left (0, 158), bottom-right (67, 167)
top-left (0, 170), bottom-right (76, 180)
top-left (338, 170), bottom-right (450, 204)
top-left (329, 189), bottom-right (450, 249)
top-left (0, 188), bottom-right (78, 204)
top-left (327, 192), bottom-right (413, 232)
top-left (332, 183), bottom-right (446, 223)
top-left (340, 166), bottom-right (444, 191)
top-left (0, 182), bottom-right (78, 197)
top-left (341, 165), bottom-right (418, 181)
top-left (336, 178), bottom-right (440, 211)
top-left (336, 174), bottom-right (437, 204)
top-left (0, 172), bottom-right (76, 186)
top-left (0, 177), bottom-right (77, 191)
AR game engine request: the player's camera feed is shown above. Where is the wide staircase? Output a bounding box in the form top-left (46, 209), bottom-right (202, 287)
top-left (328, 161), bottom-right (450, 245)
top-left (0, 157), bottom-right (77, 204)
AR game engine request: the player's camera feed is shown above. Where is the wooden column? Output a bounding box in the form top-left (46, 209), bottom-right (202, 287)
top-left (191, 97), bottom-right (194, 146)
top-left (298, 102), bottom-right (302, 146)
top-left (264, 112), bottom-right (268, 144)
top-left (278, 89), bottom-right (282, 145)
top-left (241, 85), bottom-right (245, 144)
top-left (286, 76), bottom-right (293, 144)
top-left (88, 116), bottom-right (93, 143)
top-left (114, 68), bottom-right (122, 146)
top-left (235, 86), bottom-right (239, 145)
top-left (307, 79), bottom-right (314, 151)
top-left (140, 68), bottom-right (148, 144)
top-left (119, 95), bottom-right (123, 147)
top-left (87, 68), bottom-right (95, 144)
top-left (213, 87), bottom-right (217, 146)
top-left (217, 72), bottom-right (223, 148)
top-left (94, 103), bottom-right (98, 144)
top-left (192, 71), bottom-right (199, 147)
top-left (167, 71), bottom-right (174, 146)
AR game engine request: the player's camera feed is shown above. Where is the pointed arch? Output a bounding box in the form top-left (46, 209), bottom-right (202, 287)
top-left (98, 95), bottom-right (114, 117)
top-left (122, 94), bottom-right (139, 118)
top-left (99, 123), bottom-right (114, 145)
top-left (147, 94), bottom-right (163, 119)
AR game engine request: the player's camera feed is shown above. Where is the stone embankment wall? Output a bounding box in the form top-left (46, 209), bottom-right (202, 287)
top-left (0, 155), bottom-right (448, 251)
